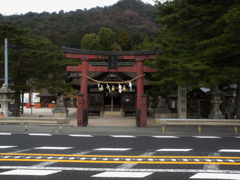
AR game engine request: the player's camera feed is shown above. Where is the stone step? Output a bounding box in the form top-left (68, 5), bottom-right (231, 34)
top-left (102, 111), bottom-right (124, 117)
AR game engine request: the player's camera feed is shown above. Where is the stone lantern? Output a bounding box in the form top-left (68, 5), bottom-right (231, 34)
top-left (208, 86), bottom-right (225, 119)
top-left (0, 83), bottom-right (15, 117)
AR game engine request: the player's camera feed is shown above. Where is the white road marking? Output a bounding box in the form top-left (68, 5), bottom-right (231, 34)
top-left (152, 136), bottom-right (179, 138)
top-left (182, 159), bottom-right (188, 161)
top-left (113, 158), bottom-right (119, 161)
top-left (33, 146), bottom-right (73, 150)
top-left (80, 158), bottom-right (86, 160)
top-left (69, 157), bottom-right (75, 160)
top-left (125, 158), bottom-right (131, 161)
top-left (36, 157), bottom-right (42, 159)
top-left (94, 148), bottom-right (132, 151)
top-left (69, 134), bottom-right (93, 137)
top-left (171, 159), bottom-right (177, 161)
top-left (205, 159), bottom-right (212, 162)
top-left (58, 157), bottom-right (64, 160)
top-left (28, 133), bottom-right (52, 136)
top-left (91, 158), bottom-right (97, 160)
top-left (228, 160), bottom-right (235, 162)
top-left (4, 156), bottom-right (10, 158)
top-left (219, 149), bottom-right (240, 153)
top-left (10, 149), bottom-right (31, 153)
top-left (156, 149), bottom-right (192, 152)
top-left (92, 172), bottom-right (153, 178)
top-left (148, 159), bottom-right (153, 161)
top-left (193, 136), bottom-right (221, 139)
top-left (0, 169), bottom-right (61, 176)
top-left (47, 157), bottom-right (53, 159)
top-left (0, 146), bottom-right (17, 149)
top-left (194, 159), bottom-right (200, 162)
top-left (102, 158), bottom-right (108, 161)
top-left (110, 135), bottom-right (136, 138)
top-left (0, 133), bottom-right (11, 135)
top-left (190, 173), bottom-right (240, 179)
top-left (26, 156), bottom-right (31, 159)
top-left (203, 153), bottom-right (220, 171)
top-left (159, 159), bottom-right (165, 161)
top-left (234, 136), bottom-right (240, 138)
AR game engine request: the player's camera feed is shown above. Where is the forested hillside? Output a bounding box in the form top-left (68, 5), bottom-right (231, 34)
top-left (0, 0), bottom-right (160, 48)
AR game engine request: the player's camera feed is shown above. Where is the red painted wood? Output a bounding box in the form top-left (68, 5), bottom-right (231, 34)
top-left (77, 94), bottom-right (84, 127)
top-left (66, 53), bottom-right (156, 60)
top-left (67, 64), bottom-right (156, 73)
top-left (136, 59), bottom-right (144, 110)
top-left (140, 95), bottom-right (147, 127)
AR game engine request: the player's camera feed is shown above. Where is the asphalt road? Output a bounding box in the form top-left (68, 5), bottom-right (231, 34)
top-left (0, 132), bottom-right (240, 179)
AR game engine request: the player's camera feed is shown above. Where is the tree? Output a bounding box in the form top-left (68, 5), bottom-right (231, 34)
top-left (148, 0), bottom-right (240, 115)
top-left (97, 28), bottom-right (115, 51)
top-left (116, 30), bottom-right (133, 51)
top-left (139, 35), bottom-right (151, 50)
top-left (0, 23), bottom-right (74, 116)
top-left (81, 33), bottom-right (98, 50)
top-left (111, 43), bottom-right (122, 51)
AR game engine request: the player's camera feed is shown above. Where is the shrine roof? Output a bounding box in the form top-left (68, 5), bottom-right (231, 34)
top-left (62, 47), bottom-right (162, 56)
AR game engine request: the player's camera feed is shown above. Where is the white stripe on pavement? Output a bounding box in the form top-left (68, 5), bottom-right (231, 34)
top-left (94, 148), bottom-right (132, 151)
top-left (193, 136), bottom-right (221, 139)
top-left (69, 134), bottom-right (93, 137)
top-left (33, 147), bottom-right (73, 150)
top-left (92, 172), bottom-right (153, 178)
top-left (28, 133), bottom-right (52, 136)
top-left (218, 149), bottom-right (240, 153)
top-left (152, 136), bottom-right (179, 138)
top-left (190, 173), bottom-right (240, 179)
top-left (0, 146), bottom-right (17, 149)
top-left (0, 169), bottom-right (61, 176)
top-left (110, 135), bottom-right (136, 138)
top-left (0, 133), bottom-right (11, 135)
top-left (156, 149), bottom-right (192, 152)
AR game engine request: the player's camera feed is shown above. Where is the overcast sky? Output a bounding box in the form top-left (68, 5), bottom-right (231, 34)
top-left (1, 0), bottom-right (156, 16)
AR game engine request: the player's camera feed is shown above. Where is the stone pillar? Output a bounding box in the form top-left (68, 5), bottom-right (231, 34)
top-left (80, 57), bottom-right (89, 125)
top-left (178, 85), bottom-right (187, 119)
top-left (77, 93), bottom-right (84, 127)
top-left (140, 94), bottom-right (147, 127)
top-left (136, 58), bottom-right (144, 126)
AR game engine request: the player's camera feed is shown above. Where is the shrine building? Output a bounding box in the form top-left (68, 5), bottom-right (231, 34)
top-left (63, 48), bottom-right (162, 127)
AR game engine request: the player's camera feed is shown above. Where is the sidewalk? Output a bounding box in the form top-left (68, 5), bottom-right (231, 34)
top-left (0, 107), bottom-right (237, 136)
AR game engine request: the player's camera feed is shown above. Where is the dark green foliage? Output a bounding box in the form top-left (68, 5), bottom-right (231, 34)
top-left (116, 30), bottom-right (133, 51)
top-left (147, 0), bottom-right (240, 114)
top-left (0, 23), bottom-right (77, 116)
top-left (1, 0), bottom-right (159, 48)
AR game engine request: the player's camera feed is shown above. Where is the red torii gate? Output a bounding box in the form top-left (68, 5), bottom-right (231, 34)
top-left (63, 48), bottom-right (162, 127)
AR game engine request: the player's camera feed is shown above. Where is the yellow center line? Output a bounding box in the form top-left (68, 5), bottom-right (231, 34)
top-left (0, 159), bottom-right (239, 165)
top-left (0, 153), bottom-right (240, 159)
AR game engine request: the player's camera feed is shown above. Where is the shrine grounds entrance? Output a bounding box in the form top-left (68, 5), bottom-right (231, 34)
top-left (63, 48), bottom-right (162, 127)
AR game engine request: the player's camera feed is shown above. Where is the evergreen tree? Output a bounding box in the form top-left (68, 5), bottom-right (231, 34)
top-left (116, 30), bottom-right (133, 51)
top-left (148, 0), bottom-right (240, 116)
top-left (0, 23), bottom-right (75, 116)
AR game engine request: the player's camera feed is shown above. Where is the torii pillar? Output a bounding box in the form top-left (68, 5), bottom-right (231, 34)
top-left (136, 58), bottom-right (145, 127)
top-left (80, 57), bottom-right (89, 126)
